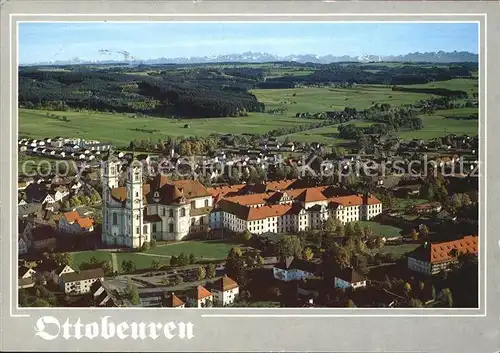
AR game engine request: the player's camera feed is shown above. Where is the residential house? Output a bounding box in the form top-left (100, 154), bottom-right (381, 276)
top-left (51, 265), bottom-right (76, 285)
top-left (60, 268), bottom-right (105, 295)
top-left (58, 211), bottom-right (94, 234)
top-left (162, 292), bottom-right (186, 308)
top-left (18, 202), bottom-right (42, 219)
top-left (208, 275), bottom-right (240, 306)
top-left (407, 235), bottom-right (478, 275)
top-left (334, 267), bottom-right (367, 290)
top-left (29, 225), bottom-right (57, 251)
top-left (18, 265), bottom-right (37, 289)
top-left (273, 257), bottom-right (317, 282)
top-left (185, 286), bottom-right (213, 308)
top-left (412, 202), bottom-right (442, 215)
top-left (92, 281), bottom-right (120, 307)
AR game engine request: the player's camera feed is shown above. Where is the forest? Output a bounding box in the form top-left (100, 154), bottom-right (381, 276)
top-left (18, 61), bottom-right (477, 119)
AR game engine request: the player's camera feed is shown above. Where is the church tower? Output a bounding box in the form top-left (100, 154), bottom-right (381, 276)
top-left (126, 159), bottom-right (145, 249)
top-left (101, 151), bottom-right (120, 245)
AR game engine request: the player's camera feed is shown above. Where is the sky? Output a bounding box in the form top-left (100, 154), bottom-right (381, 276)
top-left (18, 22), bottom-right (479, 64)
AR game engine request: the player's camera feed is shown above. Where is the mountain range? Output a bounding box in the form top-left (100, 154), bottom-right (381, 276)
top-left (23, 50), bottom-right (478, 66)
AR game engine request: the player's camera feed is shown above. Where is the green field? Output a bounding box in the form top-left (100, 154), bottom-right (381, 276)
top-left (251, 85), bottom-right (435, 114)
top-left (357, 221), bottom-right (402, 238)
top-left (19, 78), bottom-right (478, 146)
top-left (146, 240), bottom-right (239, 259)
top-left (398, 112), bottom-right (478, 140)
top-left (400, 78), bottom-right (478, 95)
top-left (277, 120), bottom-right (373, 144)
top-left (19, 109), bottom-right (317, 147)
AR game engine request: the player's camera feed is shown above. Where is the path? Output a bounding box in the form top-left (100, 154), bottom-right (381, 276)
top-left (111, 253), bottom-right (119, 273)
top-left (134, 252), bottom-right (218, 261)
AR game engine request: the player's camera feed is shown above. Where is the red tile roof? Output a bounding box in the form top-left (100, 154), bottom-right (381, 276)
top-left (410, 235), bottom-right (478, 263)
top-left (189, 285), bottom-right (213, 300)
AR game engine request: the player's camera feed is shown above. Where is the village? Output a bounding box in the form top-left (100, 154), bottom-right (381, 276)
top-left (17, 131), bottom-right (479, 309)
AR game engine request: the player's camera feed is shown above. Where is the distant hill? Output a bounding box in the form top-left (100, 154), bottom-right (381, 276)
top-left (22, 50), bottom-right (478, 66)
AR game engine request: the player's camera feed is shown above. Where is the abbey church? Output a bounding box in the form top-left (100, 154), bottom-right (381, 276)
top-left (101, 154), bottom-right (213, 249)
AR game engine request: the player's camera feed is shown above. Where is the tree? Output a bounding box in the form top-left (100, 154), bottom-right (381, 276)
top-left (439, 288), bottom-right (453, 307)
top-left (226, 247), bottom-right (246, 285)
top-left (177, 253), bottom-right (190, 266)
top-left (141, 242), bottom-right (150, 252)
top-left (189, 253), bottom-right (196, 265)
top-left (240, 230), bottom-right (252, 242)
top-left (346, 299), bottom-right (356, 308)
top-left (151, 260), bottom-right (162, 271)
top-left (431, 285), bottom-right (437, 301)
top-left (170, 255), bottom-right (178, 267)
top-left (101, 261), bottom-right (113, 275)
top-left (125, 280), bottom-right (140, 305)
top-left (50, 252), bottom-right (73, 267)
top-left (150, 239), bottom-right (157, 249)
top-left (243, 248), bottom-right (264, 269)
top-left (409, 298), bottom-right (423, 307)
top-left (353, 222), bottom-right (365, 239)
top-left (411, 229), bottom-right (419, 241)
top-left (303, 247), bottom-right (314, 261)
top-left (276, 235), bottom-right (304, 259)
top-left (206, 263), bottom-right (216, 278)
top-left (196, 266), bottom-right (206, 281)
top-left (404, 282), bottom-right (412, 294)
top-left (345, 223), bottom-right (356, 239)
top-left (420, 225), bottom-right (429, 238)
top-left (121, 260), bottom-right (136, 273)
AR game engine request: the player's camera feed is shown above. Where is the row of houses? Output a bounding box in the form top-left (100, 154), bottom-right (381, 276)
top-left (19, 137), bottom-right (111, 151)
top-left (92, 276), bottom-right (241, 308)
top-left (18, 263), bottom-right (104, 295)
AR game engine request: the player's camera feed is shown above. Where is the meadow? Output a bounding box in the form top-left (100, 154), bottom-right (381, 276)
top-left (19, 78), bottom-right (478, 146)
top-left (19, 109), bottom-right (317, 147)
top-left (251, 85), bottom-right (435, 114)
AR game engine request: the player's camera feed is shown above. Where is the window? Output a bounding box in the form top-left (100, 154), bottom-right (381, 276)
top-left (112, 214), bottom-right (117, 225)
top-left (152, 224), bottom-right (157, 232)
top-left (134, 172), bottom-right (140, 181)
top-left (200, 217), bottom-right (204, 225)
top-left (191, 219), bottom-right (195, 226)
top-left (169, 224), bottom-right (174, 233)
top-left (169, 209), bottom-right (174, 217)
top-left (181, 208), bottom-right (186, 217)
top-left (162, 208), bottom-right (166, 217)
top-left (136, 227), bottom-right (140, 234)
top-left (136, 191), bottom-right (139, 197)
top-left (143, 225), bottom-right (148, 234)
top-left (205, 199), bottom-right (209, 207)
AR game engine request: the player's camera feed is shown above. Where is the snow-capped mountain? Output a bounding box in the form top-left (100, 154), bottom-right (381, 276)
top-left (22, 51), bottom-right (478, 66)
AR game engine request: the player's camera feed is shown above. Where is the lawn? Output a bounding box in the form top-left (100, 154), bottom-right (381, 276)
top-left (146, 240), bottom-right (240, 260)
top-left (114, 253), bottom-right (169, 272)
top-left (378, 243), bottom-right (420, 257)
top-left (19, 109), bottom-right (317, 147)
top-left (394, 198), bottom-right (429, 211)
top-left (357, 221), bottom-right (402, 238)
top-left (71, 251), bottom-right (112, 270)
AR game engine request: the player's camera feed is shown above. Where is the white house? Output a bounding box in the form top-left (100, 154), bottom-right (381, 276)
top-left (51, 265), bottom-right (75, 285)
top-left (18, 265), bottom-right (37, 289)
top-left (334, 267), bottom-right (367, 290)
top-left (162, 292), bottom-right (186, 308)
top-left (185, 286), bottom-right (213, 308)
top-left (60, 268), bottom-right (105, 295)
top-left (273, 257), bottom-right (317, 282)
top-left (209, 275), bottom-right (239, 306)
top-left (19, 236), bottom-right (29, 255)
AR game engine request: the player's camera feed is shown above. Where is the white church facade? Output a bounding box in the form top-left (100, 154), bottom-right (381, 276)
top-left (101, 155), bottom-right (213, 249)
